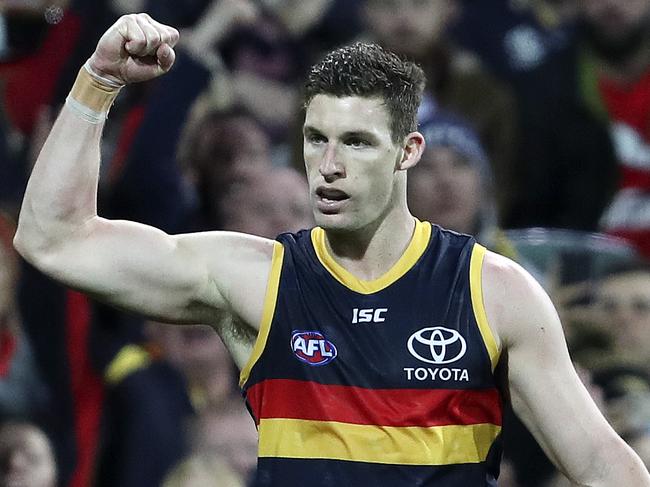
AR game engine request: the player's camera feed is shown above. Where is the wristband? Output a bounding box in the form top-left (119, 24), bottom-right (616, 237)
top-left (65, 61), bottom-right (124, 124)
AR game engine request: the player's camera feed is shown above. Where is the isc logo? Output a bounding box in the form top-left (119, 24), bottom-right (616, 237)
top-left (352, 307), bottom-right (388, 324)
top-left (291, 330), bottom-right (338, 366)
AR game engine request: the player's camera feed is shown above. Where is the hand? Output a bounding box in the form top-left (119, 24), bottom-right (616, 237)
top-left (183, 0), bottom-right (258, 61)
top-left (88, 13), bottom-right (180, 85)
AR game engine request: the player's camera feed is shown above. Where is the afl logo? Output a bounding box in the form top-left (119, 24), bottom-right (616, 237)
top-left (407, 326), bottom-right (467, 364)
top-left (291, 330), bottom-right (338, 366)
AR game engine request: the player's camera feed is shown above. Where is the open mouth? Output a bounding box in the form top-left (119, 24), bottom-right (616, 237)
top-left (315, 187), bottom-right (350, 213)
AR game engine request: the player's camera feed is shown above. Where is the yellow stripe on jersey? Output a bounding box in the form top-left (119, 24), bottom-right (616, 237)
top-left (258, 418), bottom-right (501, 465)
top-left (469, 244), bottom-right (500, 371)
top-left (311, 219), bottom-right (431, 294)
top-left (239, 241), bottom-right (285, 387)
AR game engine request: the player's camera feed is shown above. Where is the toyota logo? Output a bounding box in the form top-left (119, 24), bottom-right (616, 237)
top-left (407, 327), bottom-right (467, 364)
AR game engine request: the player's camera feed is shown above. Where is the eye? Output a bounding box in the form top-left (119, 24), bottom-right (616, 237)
top-left (306, 133), bottom-right (327, 144)
top-left (344, 137), bottom-right (371, 148)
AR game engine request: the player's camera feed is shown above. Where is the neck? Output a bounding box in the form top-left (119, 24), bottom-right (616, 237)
top-left (323, 205), bottom-right (416, 281)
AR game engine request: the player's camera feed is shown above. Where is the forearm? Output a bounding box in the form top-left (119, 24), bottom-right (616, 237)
top-left (588, 439), bottom-right (650, 486)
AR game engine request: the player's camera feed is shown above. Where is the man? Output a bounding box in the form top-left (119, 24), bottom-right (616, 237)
top-left (13, 13), bottom-right (650, 486)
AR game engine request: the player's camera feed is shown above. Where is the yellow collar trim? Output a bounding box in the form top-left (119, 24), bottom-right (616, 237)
top-left (311, 219), bottom-right (431, 294)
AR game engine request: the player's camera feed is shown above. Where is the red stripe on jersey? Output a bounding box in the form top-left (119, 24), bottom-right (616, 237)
top-left (246, 379), bottom-right (501, 428)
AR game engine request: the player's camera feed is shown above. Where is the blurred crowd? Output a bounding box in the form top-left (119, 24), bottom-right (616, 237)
top-left (0, 0), bottom-right (650, 485)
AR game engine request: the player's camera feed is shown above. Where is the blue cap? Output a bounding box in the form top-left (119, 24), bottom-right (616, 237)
top-left (418, 111), bottom-right (490, 172)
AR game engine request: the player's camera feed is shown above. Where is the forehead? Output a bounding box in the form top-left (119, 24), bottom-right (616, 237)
top-left (304, 94), bottom-right (392, 138)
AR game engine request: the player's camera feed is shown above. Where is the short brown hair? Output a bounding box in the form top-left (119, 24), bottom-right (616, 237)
top-left (304, 42), bottom-right (425, 143)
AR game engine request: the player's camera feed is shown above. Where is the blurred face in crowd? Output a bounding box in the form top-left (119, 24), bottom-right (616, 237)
top-left (595, 271), bottom-right (650, 359)
top-left (195, 409), bottom-right (258, 482)
top-left (221, 166), bottom-right (312, 238)
top-left (408, 146), bottom-right (481, 234)
top-left (191, 113), bottom-right (273, 225)
top-left (581, 0), bottom-right (650, 61)
top-left (147, 323), bottom-right (235, 408)
top-left (363, 0), bottom-right (457, 58)
top-left (198, 115), bottom-right (271, 184)
top-left (0, 423), bottom-right (56, 487)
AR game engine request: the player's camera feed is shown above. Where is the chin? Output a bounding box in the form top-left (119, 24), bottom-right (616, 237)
top-left (314, 212), bottom-right (356, 233)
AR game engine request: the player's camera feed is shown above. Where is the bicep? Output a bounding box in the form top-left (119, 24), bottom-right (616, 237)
top-left (37, 217), bottom-right (274, 326)
top-left (483, 253), bottom-right (619, 482)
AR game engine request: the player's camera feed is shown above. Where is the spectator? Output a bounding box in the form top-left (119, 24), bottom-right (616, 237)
top-left (360, 0), bottom-right (520, 222)
top-left (0, 213), bottom-right (46, 421)
top-left (146, 322), bottom-right (240, 412)
top-left (408, 112), bottom-right (518, 260)
top-left (0, 420), bottom-right (57, 487)
top-left (220, 166), bottom-right (312, 238)
top-left (180, 106), bottom-right (274, 229)
top-left (592, 266), bottom-right (650, 366)
top-left (452, 0), bottom-right (578, 86)
top-left (191, 406), bottom-right (258, 484)
top-left (594, 365), bottom-right (650, 468)
top-left (512, 0), bottom-right (650, 257)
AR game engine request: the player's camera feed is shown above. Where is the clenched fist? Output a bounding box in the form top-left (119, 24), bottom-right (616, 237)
top-left (88, 13), bottom-right (179, 86)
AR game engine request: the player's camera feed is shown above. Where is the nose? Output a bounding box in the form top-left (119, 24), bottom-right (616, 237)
top-left (319, 144), bottom-right (345, 182)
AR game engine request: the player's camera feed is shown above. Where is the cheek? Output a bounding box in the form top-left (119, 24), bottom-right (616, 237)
top-left (364, 167), bottom-right (395, 200)
top-left (303, 146), bottom-right (320, 170)
top-left (457, 173), bottom-right (482, 200)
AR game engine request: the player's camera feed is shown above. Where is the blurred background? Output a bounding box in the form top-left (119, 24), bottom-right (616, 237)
top-left (1, 0), bottom-right (649, 485)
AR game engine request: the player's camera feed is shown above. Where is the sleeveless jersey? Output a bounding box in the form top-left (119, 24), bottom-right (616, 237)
top-left (240, 220), bottom-right (503, 487)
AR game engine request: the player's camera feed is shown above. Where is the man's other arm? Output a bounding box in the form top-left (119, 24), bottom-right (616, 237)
top-left (482, 251), bottom-right (650, 486)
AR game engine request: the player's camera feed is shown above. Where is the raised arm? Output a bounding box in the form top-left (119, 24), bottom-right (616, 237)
top-left (13, 14), bottom-right (275, 352)
top-left (482, 251), bottom-right (650, 486)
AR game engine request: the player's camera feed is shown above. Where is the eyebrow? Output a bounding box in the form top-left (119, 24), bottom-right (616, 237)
top-left (303, 125), bottom-right (379, 141)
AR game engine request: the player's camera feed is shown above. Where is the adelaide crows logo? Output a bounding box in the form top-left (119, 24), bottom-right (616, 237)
top-left (291, 330), bottom-right (338, 366)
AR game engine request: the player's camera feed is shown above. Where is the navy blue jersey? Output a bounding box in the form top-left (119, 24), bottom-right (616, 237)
top-left (240, 220), bottom-right (503, 486)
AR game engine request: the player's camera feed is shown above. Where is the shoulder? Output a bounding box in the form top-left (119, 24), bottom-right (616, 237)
top-left (480, 249), bottom-right (560, 349)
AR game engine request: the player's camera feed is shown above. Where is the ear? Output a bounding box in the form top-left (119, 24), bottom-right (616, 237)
top-left (397, 132), bottom-right (425, 171)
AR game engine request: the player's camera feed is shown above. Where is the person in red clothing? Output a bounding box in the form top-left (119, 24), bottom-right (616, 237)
top-left (580, 0), bottom-right (650, 258)
top-left (513, 0), bottom-right (650, 258)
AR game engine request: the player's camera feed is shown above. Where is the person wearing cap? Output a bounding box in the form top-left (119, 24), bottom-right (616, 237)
top-left (409, 112), bottom-right (518, 259)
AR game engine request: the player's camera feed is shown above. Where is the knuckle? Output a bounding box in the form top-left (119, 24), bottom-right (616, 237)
top-left (131, 36), bottom-right (146, 48)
